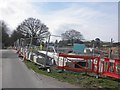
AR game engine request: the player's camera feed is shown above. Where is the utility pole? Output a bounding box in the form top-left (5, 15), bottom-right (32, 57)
top-left (109, 38), bottom-right (113, 59)
top-left (44, 34), bottom-right (61, 68)
top-left (44, 34), bottom-right (51, 67)
top-left (93, 40), bottom-right (95, 56)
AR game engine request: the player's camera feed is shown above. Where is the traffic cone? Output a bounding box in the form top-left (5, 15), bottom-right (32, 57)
top-left (18, 52), bottom-right (21, 57)
top-left (23, 52), bottom-right (26, 60)
top-left (23, 56), bottom-right (26, 60)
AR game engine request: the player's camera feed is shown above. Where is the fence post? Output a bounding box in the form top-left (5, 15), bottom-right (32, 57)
top-left (96, 57), bottom-right (100, 78)
top-left (114, 59), bottom-right (117, 74)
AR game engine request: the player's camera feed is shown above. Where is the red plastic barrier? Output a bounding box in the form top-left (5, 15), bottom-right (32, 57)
top-left (57, 53), bottom-right (120, 79)
top-left (23, 52), bottom-right (26, 60)
top-left (57, 54), bottom-right (100, 75)
top-left (102, 58), bottom-right (120, 79)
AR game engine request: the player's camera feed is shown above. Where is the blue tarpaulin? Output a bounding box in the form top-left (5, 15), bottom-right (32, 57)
top-left (73, 43), bottom-right (85, 53)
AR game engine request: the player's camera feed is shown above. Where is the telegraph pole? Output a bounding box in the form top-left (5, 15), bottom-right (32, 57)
top-left (44, 34), bottom-right (61, 68)
top-left (109, 38), bottom-right (113, 59)
top-left (44, 34), bottom-right (51, 67)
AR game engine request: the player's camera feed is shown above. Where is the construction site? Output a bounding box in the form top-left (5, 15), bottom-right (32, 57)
top-left (14, 34), bottom-right (120, 80)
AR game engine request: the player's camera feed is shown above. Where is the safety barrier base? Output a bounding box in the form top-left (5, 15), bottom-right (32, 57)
top-left (102, 72), bottom-right (120, 79)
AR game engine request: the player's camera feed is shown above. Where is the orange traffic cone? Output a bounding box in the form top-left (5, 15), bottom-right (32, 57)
top-left (23, 52), bottom-right (26, 60)
top-left (23, 56), bottom-right (26, 60)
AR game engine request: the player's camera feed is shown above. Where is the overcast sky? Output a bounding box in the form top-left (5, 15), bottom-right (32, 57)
top-left (0, 0), bottom-right (119, 42)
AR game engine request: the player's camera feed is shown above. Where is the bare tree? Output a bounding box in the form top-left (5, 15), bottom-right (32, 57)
top-left (10, 30), bottom-right (25, 46)
top-left (61, 29), bottom-right (83, 45)
top-left (16, 17), bottom-right (50, 45)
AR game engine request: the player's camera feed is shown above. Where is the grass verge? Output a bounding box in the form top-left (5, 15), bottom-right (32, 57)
top-left (24, 60), bottom-right (120, 88)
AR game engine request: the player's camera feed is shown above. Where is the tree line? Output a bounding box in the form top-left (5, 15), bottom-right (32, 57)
top-left (1, 17), bottom-right (83, 48)
top-left (1, 17), bottom-right (102, 49)
top-left (0, 21), bottom-right (10, 48)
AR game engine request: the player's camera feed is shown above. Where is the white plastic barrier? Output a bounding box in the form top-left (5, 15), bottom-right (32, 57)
top-left (20, 48), bottom-right (23, 54)
top-left (57, 57), bottom-right (67, 66)
top-left (25, 51), bottom-right (29, 59)
top-left (23, 49), bottom-right (26, 57)
top-left (31, 53), bottom-right (36, 62)
top-left (33, 55), bottom-right (43, 65)
top-left (99, 59), bottom-right (115, 73)
top-left (34, 56), bottom-right (43, 65)
top-left (38, 51), bottom-right (67, 66)
top-left (33, 55), bottom-right (37, 63)
top-left (28, 52), bottom-right (32, 60)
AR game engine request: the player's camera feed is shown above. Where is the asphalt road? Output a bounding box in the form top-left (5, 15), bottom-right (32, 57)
top-left (0, 50), bottom-right (2, 89)
top-left (2, 49), bottom-right (80, 88)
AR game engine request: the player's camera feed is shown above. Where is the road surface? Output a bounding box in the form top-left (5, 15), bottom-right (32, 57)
top-left (0, 50), bottom-right (2, 89)
top-left (2, 49), bottom-right (80, 88)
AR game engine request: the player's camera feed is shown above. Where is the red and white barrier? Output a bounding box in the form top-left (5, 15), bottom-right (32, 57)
top-left (101, 58), bottom-right (120, 79)
top-left (56, 53), bottom-right (120, 79)
top-left (16, 47), bottom-right (120, 79)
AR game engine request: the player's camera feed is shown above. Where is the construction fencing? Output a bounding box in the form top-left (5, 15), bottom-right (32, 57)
top-left (57, 53), bottom-right (120, 79)
top-left (14, 46), bottom-right (120, 79)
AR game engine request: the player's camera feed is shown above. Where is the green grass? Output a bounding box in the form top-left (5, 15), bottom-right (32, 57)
top-left (24, 60), bottom-right (120, 88)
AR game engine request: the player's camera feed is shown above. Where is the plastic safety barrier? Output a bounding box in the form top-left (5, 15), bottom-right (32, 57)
top-left (101, 58), bottom-right (120, 79)
top-left (57, 53), bottom-right (100, 75)
top-left (57, 53), bottom-right (120, 79)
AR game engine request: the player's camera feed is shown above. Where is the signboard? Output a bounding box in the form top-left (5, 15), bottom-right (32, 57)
top-left (73, 43), bottom-right (85, 53)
